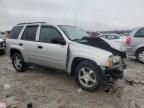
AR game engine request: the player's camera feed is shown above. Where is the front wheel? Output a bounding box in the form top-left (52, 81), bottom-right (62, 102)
top-left (12, 53), bottom-right (26, 72)
top-left (74, 61), bottom-right (101, 92)
top-left (136, 48), bottom-right (144, 63)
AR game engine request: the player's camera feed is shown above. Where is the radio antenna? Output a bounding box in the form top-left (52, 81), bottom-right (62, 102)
top-left (74, 8), bottom-right (77, 38)
top-left (75, 8), bottom-right (77, 27)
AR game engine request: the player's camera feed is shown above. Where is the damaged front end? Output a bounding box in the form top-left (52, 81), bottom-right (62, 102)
top-left (100, 59), bottom-right (127, 85)
top-left (79, 36), bottom-right (127, 85)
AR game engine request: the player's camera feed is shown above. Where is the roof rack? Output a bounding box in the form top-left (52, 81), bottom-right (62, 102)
top-left (17, 22), bottom-right (46, 25)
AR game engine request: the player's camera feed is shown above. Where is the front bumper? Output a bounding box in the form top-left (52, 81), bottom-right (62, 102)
top-left (100, 61), bottom-right (126, 84)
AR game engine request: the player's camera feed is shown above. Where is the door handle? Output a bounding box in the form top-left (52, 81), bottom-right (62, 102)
top-left (19, 43), bottom-right (23, 46)
top-left (38, 45), bottom-right (43, 49)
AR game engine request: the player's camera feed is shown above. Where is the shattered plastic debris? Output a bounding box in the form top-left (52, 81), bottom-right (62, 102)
top-left (1, 96), bottom-right (19, 108)
top-left (126, 78), bottom-right (144, 85)
top-left (3, 84), bottom-right (11, 90)
top-left (77, 88), bottom-right (83, 93)
top-left (27, 103), bottom-right (33, 108)
top-left (0, 102), bottom-right (6, 108)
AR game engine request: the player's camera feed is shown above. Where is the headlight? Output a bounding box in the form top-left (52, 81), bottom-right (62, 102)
top-left (113, 56), bottom-right (121, 63)
top-left (108, 56), bottom-right (113, 67)
top-left (108, 56), bottom-right (121, 67)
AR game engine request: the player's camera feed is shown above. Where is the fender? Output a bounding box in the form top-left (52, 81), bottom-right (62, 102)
top-left (134, 44), bottom-right (144, 55)
top-left (66, 51), bottom-right (109, 74)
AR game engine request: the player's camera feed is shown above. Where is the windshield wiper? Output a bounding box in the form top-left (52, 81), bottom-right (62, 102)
top-left (72, 36), bottom-right (89, 42)
top-left (72, 39), bottom-right (80, 41)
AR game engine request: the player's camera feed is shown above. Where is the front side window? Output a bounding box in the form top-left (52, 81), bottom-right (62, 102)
top-left (8, 26), bottom-right (23, 39)
top-left (59, 25), bottom-right (89, 41)
top-left (135, 28), bottom-right (144, 37)
top-left (21, 26), bottom-right (38, 41)
top-left (39, 26), bottom-right (62, 43)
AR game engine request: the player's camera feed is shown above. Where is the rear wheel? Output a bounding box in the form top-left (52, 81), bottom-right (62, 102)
top-left (74, 60), bottom-right (101, 92)
top-left (12, 53), bottom-right (26, 72)
top-left (136, 48), bottom-right (144, 63)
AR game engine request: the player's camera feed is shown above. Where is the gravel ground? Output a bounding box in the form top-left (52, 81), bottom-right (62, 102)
top-left (0, 55), bottom-right (144, 108)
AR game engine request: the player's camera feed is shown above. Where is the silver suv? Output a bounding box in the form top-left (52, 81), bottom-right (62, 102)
top-left (127, 27), bottom-right (144, 63)
top-left (6, 22), bottom-right (126, 91)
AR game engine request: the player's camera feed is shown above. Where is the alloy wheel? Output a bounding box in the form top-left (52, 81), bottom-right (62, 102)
top-left (139, 51), bottom-right (144, 63)
top-left (78, 67), bottom-right (97, 88)
top-left (14, 56), bottom-right (22, 70)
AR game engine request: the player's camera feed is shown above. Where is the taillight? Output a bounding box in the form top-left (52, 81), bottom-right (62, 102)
top-left (125, 36), bottom-right (131, 46)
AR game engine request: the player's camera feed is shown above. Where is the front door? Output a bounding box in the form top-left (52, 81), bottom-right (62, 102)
top-left (35, 26), bottom-right (68, 70)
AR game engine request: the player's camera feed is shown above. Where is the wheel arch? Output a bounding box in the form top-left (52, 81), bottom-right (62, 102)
top-left (10, 48), bottom-right (23, 58)
top-left (135, 47), bottom-right (144, 56)
top-left (70, 57), bottom-right (98, 76)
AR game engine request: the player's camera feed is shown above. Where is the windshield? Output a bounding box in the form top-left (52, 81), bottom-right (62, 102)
top-left (59, 25), bottom-right (89, 41)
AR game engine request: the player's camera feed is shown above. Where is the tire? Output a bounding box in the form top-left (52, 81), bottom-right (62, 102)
top-left (136, 48), bottom-right (144, 64)
top-left (12, 53), bottom-right (26, 72)
top-left (74, 60), bottom-right (101, 92)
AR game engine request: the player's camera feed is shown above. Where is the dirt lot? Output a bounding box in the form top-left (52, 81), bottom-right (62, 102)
top-left (0, 55), bottom-right (144, 108)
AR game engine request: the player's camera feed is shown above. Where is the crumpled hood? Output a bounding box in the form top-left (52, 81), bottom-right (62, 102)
top-left (101, 38), bottom-right (126, 52)
top-left (77, 36), bottom-right (126, 58)
top-left (70, 41), bottom-right (112, 57)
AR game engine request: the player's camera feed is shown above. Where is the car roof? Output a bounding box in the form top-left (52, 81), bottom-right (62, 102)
top-left (16, 22), bottom-right (57, 27)
top-left (16, 22), bottom-right (78, 28)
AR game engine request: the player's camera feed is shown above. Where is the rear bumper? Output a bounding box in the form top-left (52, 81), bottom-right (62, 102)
top-left (100, 62), bottom-right (126, 84)
top-left (126, 47), bottom-right (135, 56)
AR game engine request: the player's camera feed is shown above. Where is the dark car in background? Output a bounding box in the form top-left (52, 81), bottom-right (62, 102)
top-left (0, 33), bottom-right (6, 54)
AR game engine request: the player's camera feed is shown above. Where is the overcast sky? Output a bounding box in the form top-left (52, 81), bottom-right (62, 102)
top-left (0, 0), bottom-right (144, 31)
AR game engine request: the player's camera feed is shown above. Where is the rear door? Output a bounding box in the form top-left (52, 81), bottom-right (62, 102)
top-left (35, 26), bottom-right (68, 70)
top-left (19, 25), bottom-right (38, 63)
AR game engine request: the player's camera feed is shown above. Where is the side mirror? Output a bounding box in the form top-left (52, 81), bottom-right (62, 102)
top-left (51, 37), bottom-right (66, 45)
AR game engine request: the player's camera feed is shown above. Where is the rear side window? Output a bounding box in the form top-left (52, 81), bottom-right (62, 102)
top-left (135, 28), bottom-right (144, 38)
top-left (8, 26), bottom-right (23, 39)
top-left (21, 26), bottom-right (38, 41)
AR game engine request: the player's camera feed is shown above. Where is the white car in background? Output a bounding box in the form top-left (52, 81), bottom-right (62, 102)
top-left (98, 34), bottom-right (131, 51)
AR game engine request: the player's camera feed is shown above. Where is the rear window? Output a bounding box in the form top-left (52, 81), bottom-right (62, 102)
top-left (135, 28), bottom-right (144, 37)
top-left (8, 26), bottom-right (23, 39)
top-left (21, 26), bottom-right (38, 41)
